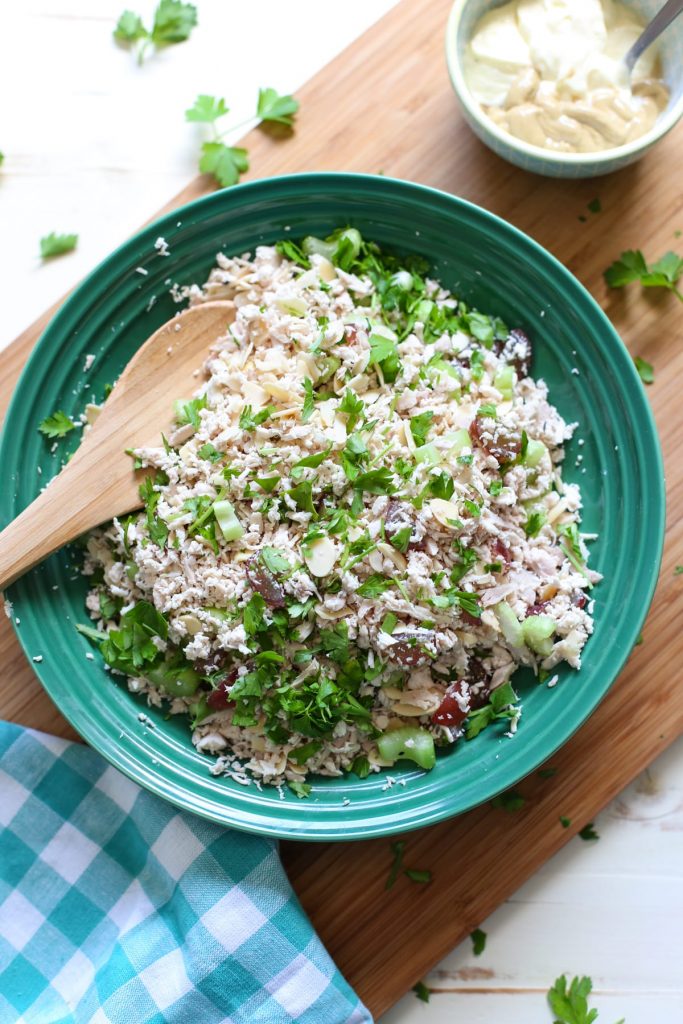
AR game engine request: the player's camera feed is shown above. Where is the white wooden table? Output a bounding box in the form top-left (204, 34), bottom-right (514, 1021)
top-left (2, 2), bottom-right (682, 1020)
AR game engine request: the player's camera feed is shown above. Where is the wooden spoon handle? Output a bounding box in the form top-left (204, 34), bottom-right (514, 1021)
top-left (0, 301), bottom-right (235, 591)
top-left (0, 438), bottom-right (142, 590)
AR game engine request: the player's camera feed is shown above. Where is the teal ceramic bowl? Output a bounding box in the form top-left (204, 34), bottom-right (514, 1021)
top-left (446, 0), bottom-right (683, 178)
top-left (0, 173), bottom-right (664, 839)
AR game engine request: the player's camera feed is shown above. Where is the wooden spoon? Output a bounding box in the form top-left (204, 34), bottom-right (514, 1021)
top-left (0, 300), bottom-right (235, 590)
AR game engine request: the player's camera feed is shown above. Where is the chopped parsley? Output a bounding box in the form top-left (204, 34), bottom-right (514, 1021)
top-left (465, 682), bottom-right (519, 740)
top-left (404, 868), bottom-right (432, 884)
top-left (490, 789), bottom-right (525, 812)
top-left (525, 509), bottom-right (547, 537)
top-left (40, 232), bottom-right (78, 259)
top-left (301, 378), bottom-right (315, 423)
top-left (579, 822), bottom-right (599, 841)
top-left (288, 780), bottom-right (312, 799)
top-left (470, 928), bottom-right (487, 956)
top-left (412, 981), bottom-right (430, 1003)
top-left (385, 841), bottom-right (406, 889)
top-left (38, 410), bottom-right (75, 439)
top-left (356, 574), bottom-right (396, 599)
top-left (409, 410), bottom-right (434, 447)
top-left (197, 442), bottom-right (222, 463)
top-left (604, 248), bottom-right (683, 303)
top-left (548, 975), bottom-right (623, 1024)
top-left (114, 0), bottom-right (197, 62)
top-left (634, 356), bottom-right (654, 384)
top-left (560, 816), bottom-right (571, 828)
top-left (239, 404), bottom-right (275, 431)
top-left (175, 395), bottom-right (207, 429)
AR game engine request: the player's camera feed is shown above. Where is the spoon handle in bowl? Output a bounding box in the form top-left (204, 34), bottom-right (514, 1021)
top-left (625, 0), bottom-right (683, 71)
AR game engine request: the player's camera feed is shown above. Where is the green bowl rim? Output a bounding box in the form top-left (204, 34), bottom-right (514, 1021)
top-left (445, 0), bottom-right (683, 168)
top-left (1, 172), bottom-right (666, 839)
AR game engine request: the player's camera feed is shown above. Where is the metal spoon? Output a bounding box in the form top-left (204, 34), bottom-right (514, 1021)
top-left (625, 0), bottom-right (683, 72)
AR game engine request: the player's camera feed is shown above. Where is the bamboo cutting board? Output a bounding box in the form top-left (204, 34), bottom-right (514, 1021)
top-left (2, 0), bottom-right (683, 1016)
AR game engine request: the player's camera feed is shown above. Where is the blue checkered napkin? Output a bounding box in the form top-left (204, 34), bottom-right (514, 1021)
top-left (0, 722), bottom-right (371, 1024)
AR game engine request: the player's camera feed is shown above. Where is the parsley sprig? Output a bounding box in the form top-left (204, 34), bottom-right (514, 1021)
top-left (604, 249), bottom-right (683, 303)
top-left (40, 233), bottom-right (78, 259)
top-left (186, 88), bottom-right (299, 188)
top-left (38, 410), bottom-right (76, 439)
top-left (548, 974), bottom-right (623, 1024)
top-left (114, 0), bottom-right (197, 63)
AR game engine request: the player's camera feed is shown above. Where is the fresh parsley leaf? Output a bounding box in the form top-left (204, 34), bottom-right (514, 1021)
top-left (197, 442), bottom-right (222, 463)
top-left (525, 509), bottom-right (547, 537)
top-left (288, 740), bottom-right (322, 766)
top-left (352, 755), bottom-right (370, 778)
top-left (547, 974), bottom-right (621, 1024)
top-left (368, 332), bottom-right (401, 383)
top-left (385, 840), bottom-right (406, 890)
top-left (301, 378), bottom-right (315, 423)
top-left (470, 928), bottom-right (487, 955)
top-left (404, 868), bottom-right (432, 884)
top-left (288, 780), bottom-right (312, 799)
top-left (354, 467), bottom-right (396, 495)
top-left (40, 232), bottom-right (78, 259)
top-left (276, 239), bottom-right (310, 268)
top-left (260, 547), bottom-right (291, 575)
top-left (256, 87), bottom-right (300, 128)
top-left (38, 410), bottom-right (75, 439)
top-left (243, 593), bottom-right (267, 636)
top-left (319, 622), bottom-right (350, 664)
top-left (294, 445), bottom-right (332, 470)
top-left (605, 248), bottom-right (683, 302)
top-left (113, 10), bottom-right (146, 42)
top-left (199, 142), bottom-right (250, 188)
top-left (427, 472), bottom-right (454, 501)
top-left (412, 981), bottom-right (430, 1003)
top-left (175, 395), bottom-right (207, 429)
top-left (587, 197), bottom-right (602, 214)
top-left (579, 822), bottom-right (599, 841)
top-left (634, 356), bottom-right (654, 384)
top-left (409, 410), bottom-right (434, 447)
top-left (356, 574), bottom-right (396, 599)
top-left (338, 389), bottom-right (365, 433)
top-left (287, 480), bottom-right (316, 514)
top-left (560, 816), bottom-right (571, 828)
top-left (185, 94), bottom-right (229, 123)
top-left (389, 526), bottom-right (412, 554)
top-left (150, 0), bottom-right (197, 45)
top-left (239, 404), bottom-right (274, 431)
top-left (491, 789), bottom-right (525, 812)
top-left (115, 0), bottom-right (196, 60)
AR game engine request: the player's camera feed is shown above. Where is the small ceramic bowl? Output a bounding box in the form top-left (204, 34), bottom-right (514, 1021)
top-left (446, 0), bottom-right (683, 177)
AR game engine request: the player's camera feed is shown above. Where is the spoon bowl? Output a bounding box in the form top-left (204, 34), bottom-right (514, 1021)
top-left (0, 301), bottom-right (234, 589)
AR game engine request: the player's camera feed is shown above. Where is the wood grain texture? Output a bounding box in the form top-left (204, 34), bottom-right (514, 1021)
top-left (1, 0), bottom-right (682, 1017)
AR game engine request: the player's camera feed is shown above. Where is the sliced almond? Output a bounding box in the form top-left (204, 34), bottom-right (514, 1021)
top-left (368, 549), bottom-right (385, 572)
top-left (262, 377), bottom-right (295, 402)
top-left (377, 541), bottom-right (407, 571)
top-left (403, 421), bottom-right (416, 451)
top-left (275, 296), bottom-right (308, 317)
top-left (297, 352), bottom-right (320, 384)
top-left (316, 604), bottom-right (350, 621)
top-left (242, 380), bottom-right (269, 409)
top-left (316, 256), bottom-right (337, 282)
top-left (84, 402), bottom-right (101, 425)
top-left (427, 498), bottom-right (461, 529)
top-left (177, 613), bottom-right (202, 635)
top-left (304, 536), bottom-right (340, 577)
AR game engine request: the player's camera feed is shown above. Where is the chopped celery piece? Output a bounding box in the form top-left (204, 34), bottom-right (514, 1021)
top-left (368, 323), bottom-right (398, 345)
top-left (445, 428), bottom-right (472, 457)
top-left (414, 298), bottom-right (435, 323)
top-left (494, 364), bottom-right (514, 399)
top-left (522, 614), bottom-right (556, 656)
top-left (317, 354), bottom-right (341, 383)
top-left (414, 443), bottom-right (441, 467)
top-left (390, 269), bottom-right (413, 290)
top-left (524, 439), bottom-right (547, 468)
top-left (302, 235), bottom-right (335, 262)
top-left (377, 727), bottom-right (436, 770)
top-left (147, 663), bottom-right (201, 698)
top-left (276, 296), bottom-right (307, 317)
top-left (213, 499), bottom-right (244, 541)
top-left (495, 602), bottom-right (524, 647)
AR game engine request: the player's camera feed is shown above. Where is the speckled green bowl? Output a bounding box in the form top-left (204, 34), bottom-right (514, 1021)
top-left (0, 173), bottom-right (664, 840)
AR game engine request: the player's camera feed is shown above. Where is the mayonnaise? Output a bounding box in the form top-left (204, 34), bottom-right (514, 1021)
top-left (463, 0), bottom-right (669, 153)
